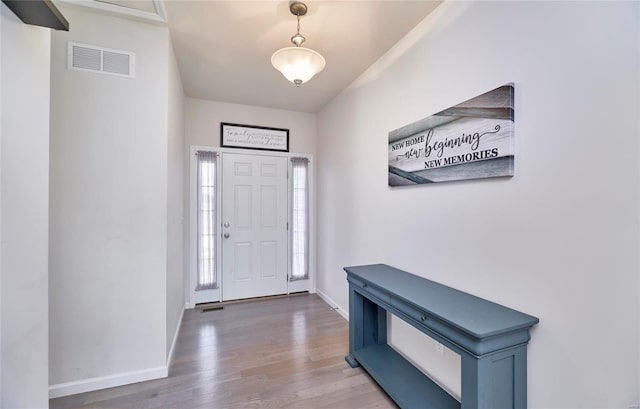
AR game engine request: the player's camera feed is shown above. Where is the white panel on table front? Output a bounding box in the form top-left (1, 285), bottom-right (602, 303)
top-left (234, 185), bottom-right (251, 229)
top-left (234, 242), bottom-right (252, 281)
top-left (260, 241), bottom-right (277, 279)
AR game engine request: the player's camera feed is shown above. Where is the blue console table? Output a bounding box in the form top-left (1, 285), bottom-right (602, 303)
top-left (344, 264), bottom-right (539, 409)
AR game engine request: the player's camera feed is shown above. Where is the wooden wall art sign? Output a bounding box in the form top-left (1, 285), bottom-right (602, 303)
top-left (388, 84), bottom-right (514, 186)
top-left (221, 122), bottom-right (289, 152)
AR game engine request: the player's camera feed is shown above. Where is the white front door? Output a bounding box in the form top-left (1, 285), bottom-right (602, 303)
top-left (221, 153), bottom-right (288, 301)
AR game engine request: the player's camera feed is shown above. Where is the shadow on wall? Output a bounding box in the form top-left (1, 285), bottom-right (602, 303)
top-left (347, 1), bottom-right (470, 91)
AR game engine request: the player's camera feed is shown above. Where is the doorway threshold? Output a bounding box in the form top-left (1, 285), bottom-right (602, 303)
top-left (195, 291), bottom-right (310, 312)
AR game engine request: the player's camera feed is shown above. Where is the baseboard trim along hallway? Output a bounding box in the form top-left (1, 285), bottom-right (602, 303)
top-left (48, 366), bottom-right (168, 399)
top-left (316, 288), bottom-right (349, 321)
top-left (49, 294), bottom-right (395, 408)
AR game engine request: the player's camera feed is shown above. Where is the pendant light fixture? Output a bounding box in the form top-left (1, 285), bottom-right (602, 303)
top-left (271, 1), bottom-right (326, 87)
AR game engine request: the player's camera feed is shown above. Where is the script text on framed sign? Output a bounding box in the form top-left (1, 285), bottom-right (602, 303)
top-left (220, 123), bottom-right (289, 152)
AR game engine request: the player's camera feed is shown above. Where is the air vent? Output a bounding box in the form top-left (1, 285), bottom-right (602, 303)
top-left (68, 42), bottom-right (135, 78)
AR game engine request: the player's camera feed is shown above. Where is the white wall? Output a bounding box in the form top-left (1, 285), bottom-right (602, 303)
top-left (166, 38), bottom-right (185, 359)
top-left (49, 5), bottom-right (170, 393)
top-left (1, 3), bottom-right (51, 407)
top-left (184, 98), bottom-right (317, 304)
top-left (185, 98), bottom-right (317, 153)
top-left (316, 1), bottom-right (640, 407)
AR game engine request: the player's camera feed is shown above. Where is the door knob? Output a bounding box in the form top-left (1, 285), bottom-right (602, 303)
top-left (223, 233), bottom-right (230, 239)
top-left (224, 222), bottom-right (230, 228)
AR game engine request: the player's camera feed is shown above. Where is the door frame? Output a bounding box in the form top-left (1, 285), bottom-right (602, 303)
top-left (188, 145), bottom-right (315, 308)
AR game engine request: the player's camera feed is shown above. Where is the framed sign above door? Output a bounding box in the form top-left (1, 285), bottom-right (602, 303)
top-left (221, 122), bottom-right (289, 152)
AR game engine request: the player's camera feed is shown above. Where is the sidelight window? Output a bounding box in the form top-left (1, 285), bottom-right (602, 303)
top-left (290, 157), bottom-right (309, 281)
top-left (196, 151), bottom-right (218, 290)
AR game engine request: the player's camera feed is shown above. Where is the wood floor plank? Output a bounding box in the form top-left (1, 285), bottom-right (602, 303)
top-left (50, 294), bottom-right (396, 409)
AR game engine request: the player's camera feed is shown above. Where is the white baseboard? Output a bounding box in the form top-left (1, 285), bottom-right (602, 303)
top-left (167, 305), bottom-right (185, 367)
top-left (49, 365), bottom-right (167, 399)
top-left (185, 301), bottom-right (195, 309)
top-left (50, 305), bottom-right (186, 399)
top-left (316, 288), bottom-right (349, 321)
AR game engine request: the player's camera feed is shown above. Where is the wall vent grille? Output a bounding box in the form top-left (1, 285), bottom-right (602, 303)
top-left (68, 42), bottom-right (135, 78)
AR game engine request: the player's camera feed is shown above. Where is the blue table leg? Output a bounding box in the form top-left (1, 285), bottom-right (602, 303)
top-left (346, 284), bottom-right (387, 368)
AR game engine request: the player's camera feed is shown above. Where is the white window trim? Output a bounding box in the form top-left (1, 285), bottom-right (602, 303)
top-left (189, 146), bottom-right (222, 305)
top-left (287, 154), bottom-right (314, 294)
top-left (187, 146), bottom-right (315, 308)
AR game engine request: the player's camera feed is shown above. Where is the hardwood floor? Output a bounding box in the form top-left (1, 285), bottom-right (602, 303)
top-left (50, 294), bottom-right (397, 408)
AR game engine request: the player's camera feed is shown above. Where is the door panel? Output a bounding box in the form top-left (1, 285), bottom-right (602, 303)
top-left (235, 185), bottom-right (251, 228)
top-left (260, 241), bottom-right (277, 278)
top-left (261, 185), bottom-right (277, 227)
top-left (234, 242), bottom-right (252, 281)
top-left (222, 153), bottom-right (288, 301)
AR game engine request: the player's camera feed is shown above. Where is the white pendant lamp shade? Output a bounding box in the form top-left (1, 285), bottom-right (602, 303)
top-left (271, 1), bottom-right (325, 87)
top-left (271, 46), bottom-right (326, 86)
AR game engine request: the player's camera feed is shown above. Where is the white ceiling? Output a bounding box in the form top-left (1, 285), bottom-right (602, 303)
top-left (83, 0), bottom-right (442, 113)
top-left (95, 0), bottom-right (159, 13)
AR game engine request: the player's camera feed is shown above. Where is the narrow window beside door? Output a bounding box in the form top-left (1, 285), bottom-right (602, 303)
top-left (196, 151), bottom-right (218, 290)
top-left (291, 157), bottom-right (309, 281)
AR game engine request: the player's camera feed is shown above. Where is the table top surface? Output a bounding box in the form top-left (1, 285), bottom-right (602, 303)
top-left (345, 264), bottom-right (539, 339)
